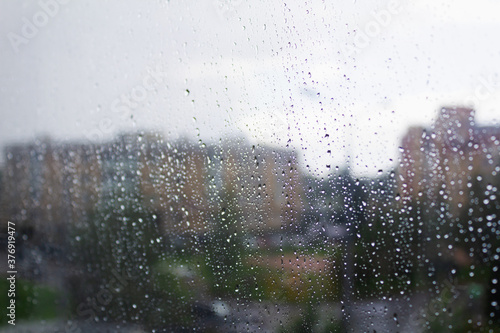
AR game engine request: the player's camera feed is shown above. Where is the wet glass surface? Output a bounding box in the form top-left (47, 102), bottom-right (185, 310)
top-left (1, 1), bottom-right (500, 332)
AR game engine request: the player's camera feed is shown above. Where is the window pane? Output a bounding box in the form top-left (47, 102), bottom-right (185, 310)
top-left (1, 1), bottom-right (500, 332)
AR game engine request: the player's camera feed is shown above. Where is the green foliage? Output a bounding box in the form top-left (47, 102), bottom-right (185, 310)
top-left (290, 305), bottom-right (316, 333)
top-left (278, 304), bottom-right (342, 333)
top-left (0, 277), bottom-right (61, 326)
top-left (203, 192), bottom-right (247, 297)
top-left (69, 198), bottom-right (194, 330)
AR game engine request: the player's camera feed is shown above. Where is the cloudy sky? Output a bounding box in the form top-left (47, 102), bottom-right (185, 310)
top-left (1, 0), bottom-right (500, 177)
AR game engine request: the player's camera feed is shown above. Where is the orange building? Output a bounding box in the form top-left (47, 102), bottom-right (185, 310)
top-left (398, 107), bottom-right (500, 215)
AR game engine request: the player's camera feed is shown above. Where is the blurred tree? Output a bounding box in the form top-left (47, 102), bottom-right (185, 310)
top-left (69, 192), bottom-right (195, 330)
top-left (458, 172), bottom-right (500, 323)
top-left (203, 191), bottom-right (248, 298)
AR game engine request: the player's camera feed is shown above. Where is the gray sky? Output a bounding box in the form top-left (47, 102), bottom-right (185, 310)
top-left (1, 0), bottom-right (500, 177)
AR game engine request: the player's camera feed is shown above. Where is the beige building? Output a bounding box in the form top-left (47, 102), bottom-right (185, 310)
top-left (1, 133), bottom-right (304, 242)
top-left (212, 141), bottom-right (303, 232)
top-left (2, 139), bottom-right (102, 244)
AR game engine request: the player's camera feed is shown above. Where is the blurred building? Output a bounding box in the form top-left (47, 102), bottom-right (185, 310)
top-left (136, 135), bottom-right (209, 234)
top-left (206, 140), bottom-right (303, 232)
top-left (398, 106), bottom-right (500, 215)
top-left (2, 138), bottom-right (101, 245)
top-left (1, 133), bottom-right (304, 244)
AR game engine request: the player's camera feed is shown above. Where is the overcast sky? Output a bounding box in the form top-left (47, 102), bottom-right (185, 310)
top-left (1, 0), bottom-right (500, 177)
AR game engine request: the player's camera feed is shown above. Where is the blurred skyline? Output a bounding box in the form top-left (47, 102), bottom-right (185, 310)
top-left (2, 0), bottom-right (500, 177)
